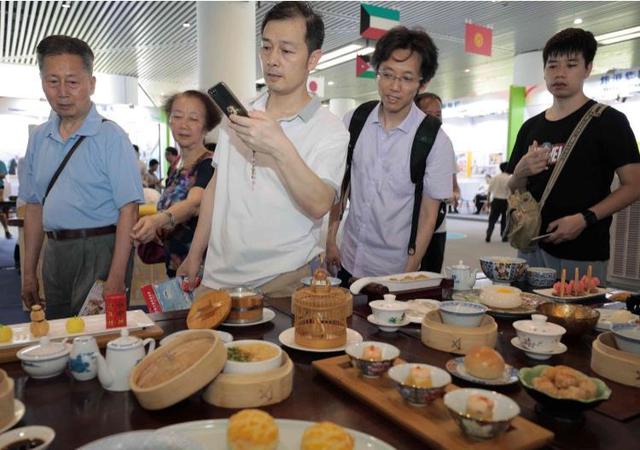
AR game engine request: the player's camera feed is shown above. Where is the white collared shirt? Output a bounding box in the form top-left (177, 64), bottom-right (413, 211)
top-left (203, 92), bottom-right (349, 288)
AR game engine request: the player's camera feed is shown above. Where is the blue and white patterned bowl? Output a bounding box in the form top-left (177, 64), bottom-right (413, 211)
top-left (480, 256), bottom-right (528, 284)
top-left (388, 363), bottom-right (451, 406)
top-left (612, 323), bottom-right (640, 355)
top-left (527, 267), bottom-right (557, 288)
top-left (439, 301), bottom-right (488, 328)
top-left (346, 341), bottom-right (400, 378)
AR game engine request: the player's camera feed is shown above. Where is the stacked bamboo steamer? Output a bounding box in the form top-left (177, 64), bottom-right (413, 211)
top-left (421, 310), bottom-right (498, 355)
top-left (130, 290), bottom-right (294, 410)
top-left (591, 332), bottom-right (640, 388)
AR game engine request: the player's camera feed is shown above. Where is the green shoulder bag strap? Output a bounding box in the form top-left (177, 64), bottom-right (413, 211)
top-left (408, 115), bottom-right (441, 255)
top-left (42, 118), bottom-right (109, 206)
top-left (340, 102), bottom-right (443, 256)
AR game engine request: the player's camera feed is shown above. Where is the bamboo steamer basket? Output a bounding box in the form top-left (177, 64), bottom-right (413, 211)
top-left (202, 351), bottom-right (294, 408)
top-left (0, 369), bottom-right (15, 429)
top-left (130, 329), bottom-right (226, 410)
top-left (292, 269), bottom-right (350, 349)
top-left (591, 332), bottom-right (640, 388)
top-left (421, 310), bottom-right (497, 355)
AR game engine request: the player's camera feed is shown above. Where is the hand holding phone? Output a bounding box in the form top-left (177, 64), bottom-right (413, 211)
top-left (207, 82), bottom-right (248, 118)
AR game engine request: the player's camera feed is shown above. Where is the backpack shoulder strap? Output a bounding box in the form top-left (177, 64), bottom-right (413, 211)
top-left (338, 100), bottom-right (379, 217)
top-left (408, 115), bottom-right (442, 255)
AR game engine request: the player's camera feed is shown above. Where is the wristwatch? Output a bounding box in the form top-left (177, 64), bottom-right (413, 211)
top-left (580, 209), bottom-right (598, 228)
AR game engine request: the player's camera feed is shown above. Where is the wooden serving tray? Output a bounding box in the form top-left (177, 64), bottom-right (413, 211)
top-left (0, 320), bottom-right (163, 364)
top-left (313, 355), bottom-right (554, 450)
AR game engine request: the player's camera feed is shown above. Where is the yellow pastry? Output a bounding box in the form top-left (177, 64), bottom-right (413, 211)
top-left (405, 366), bottom-right (432, 388)
top-left (29, 305), bottom-right (49, 338)
top-left (227, 409), bottom-right (278, 450)
top-left (301, 421), bottom-right (355, 450)
top-left (65, 316), bottom-right (86, 334)
top-left (0, 324), bottom-right (12, 343)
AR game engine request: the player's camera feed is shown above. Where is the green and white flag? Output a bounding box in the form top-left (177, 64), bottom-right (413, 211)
top-left (360, 3), bottom-right (400, 40)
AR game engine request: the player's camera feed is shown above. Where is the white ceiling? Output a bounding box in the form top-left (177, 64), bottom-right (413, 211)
top-left (1, 1), bottom-right (639, 105)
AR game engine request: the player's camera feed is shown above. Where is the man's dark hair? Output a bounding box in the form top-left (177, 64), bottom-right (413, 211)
top-left (543, 28), bottom-right (597, 67)
top-left (415, 92), bottom-right (442, 106)
top-left (163, 90), bottom-right (221, 133)
top-left (36, 35), bottom-right (94, 74)
top-left (261, 2), bottom-right (324, 53)
top-left (499, 162), bottom-right (509, 173)
top-left (165, 146), bottom-right (178, 157)
top-left (149, 159), bottom-right (159, 168)
top-left (371, 26), bottom-right (439, 84)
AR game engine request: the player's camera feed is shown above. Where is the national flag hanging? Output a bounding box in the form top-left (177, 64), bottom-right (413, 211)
top-left (360, 3), bottom-right (400, 40)
top-left (356, 54), bottom-right (376, 78)
top-left (464, 22), bottom-right (493, 56)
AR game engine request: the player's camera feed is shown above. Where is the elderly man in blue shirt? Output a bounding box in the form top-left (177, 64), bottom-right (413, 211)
top-left (19, 35), bottom-right (143, 319)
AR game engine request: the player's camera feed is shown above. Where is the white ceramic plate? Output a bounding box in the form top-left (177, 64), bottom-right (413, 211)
top-left (452, 290), bottom-right (546, 318)
top-left (0, 310), bottom-right (155, 350)
top-left (405, 299), bottom-right (440, 324)
top-left (511, 337), bottom-right (567, 360)
top-left (445, 357), bottom-right (518, 386)
top-left (350, 271), bottom-right (443, 294)
top-left (278, 327), bottom-right (363, 353)
top-left (160, 418), bottom-right (395, 450)
top-left (366, 314), bottom-right (410, 332)
top-left (0, 399), bottom-right (25, 434)
top-left (160, 329), bottom-right (233, 346)
top-left (595, 308), bottom-right (638, 331)
top-left (221, 308), bottom-right (276, 327)
top-left (533, 287), bottom-right (607, 302)
top-left (0, 425), bottom-right (55, 450)
top-left (78, 430), bottom-right (204, 450)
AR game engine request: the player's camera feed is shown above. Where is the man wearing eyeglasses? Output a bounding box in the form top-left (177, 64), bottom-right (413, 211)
top-left (326, 26), bottom-right (454, 281)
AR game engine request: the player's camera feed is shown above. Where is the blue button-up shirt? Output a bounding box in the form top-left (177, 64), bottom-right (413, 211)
top-left (19, 104), bottom-right (144, 231)
top-left (340, 102), bottom-right (454, 277)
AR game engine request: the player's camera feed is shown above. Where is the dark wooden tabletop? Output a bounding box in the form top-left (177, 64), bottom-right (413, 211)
top-left (2, 295), bottom-right (638, 449)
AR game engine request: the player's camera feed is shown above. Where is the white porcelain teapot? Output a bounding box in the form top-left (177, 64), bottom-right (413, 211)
top-left (97, 329), bottom-right (155, 392)
top-left (445, 260), bottom-right (477, 291)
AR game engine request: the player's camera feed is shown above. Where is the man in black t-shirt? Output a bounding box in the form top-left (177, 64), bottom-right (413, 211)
top-left (507, 28), bottom-right (640, 281)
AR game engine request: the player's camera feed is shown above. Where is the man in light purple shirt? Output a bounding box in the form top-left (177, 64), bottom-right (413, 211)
top-left (326, 27), bottom-right (454, 281)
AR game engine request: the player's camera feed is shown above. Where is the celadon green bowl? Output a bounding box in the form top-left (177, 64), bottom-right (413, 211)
top-left (519, 365), bottom-right (611, 420)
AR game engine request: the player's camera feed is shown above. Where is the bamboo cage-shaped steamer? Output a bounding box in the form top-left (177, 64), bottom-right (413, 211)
top-left (293, 269), bottom-right (349, 349)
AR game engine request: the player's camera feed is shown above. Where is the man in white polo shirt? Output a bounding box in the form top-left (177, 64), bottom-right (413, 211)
top-left (179, 2), bottom-right (349, 296)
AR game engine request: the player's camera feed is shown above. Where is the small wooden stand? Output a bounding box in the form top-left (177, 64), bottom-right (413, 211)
top-left (203, 352), bottom-right (294, 408)
top-left (421, 310), bottom-right (497, 355)
top-left (591, 332), bottom-right (640, 388)
top-left (313, 355), bottom-right (554, 450)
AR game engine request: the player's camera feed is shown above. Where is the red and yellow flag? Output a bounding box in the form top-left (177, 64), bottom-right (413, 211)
top-left (465, 23), bottom-right (492, 56)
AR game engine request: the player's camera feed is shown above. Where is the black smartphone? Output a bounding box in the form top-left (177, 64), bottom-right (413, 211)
top-left (530, 233), bottom-right (553, 242)
top-left (207, 82), bottom-right (248, 118)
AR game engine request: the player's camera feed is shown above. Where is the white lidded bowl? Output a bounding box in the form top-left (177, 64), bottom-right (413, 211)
top-left (345, 341), bottom-right (400, 378)
top-left (611, 323), bottom-right (640, 355)
top-left (444, 388), bottom-right (520, 440)
top-left (513, 314), bottom-right (566, 353)
top-left (439, 301), bottom-right (488, 328)
top-left (16, 337), bottom-right (71, 379)
top-left (369, 300), bottom-right (409, 325)
top-left (223, 340), bottom-right (282, 374)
